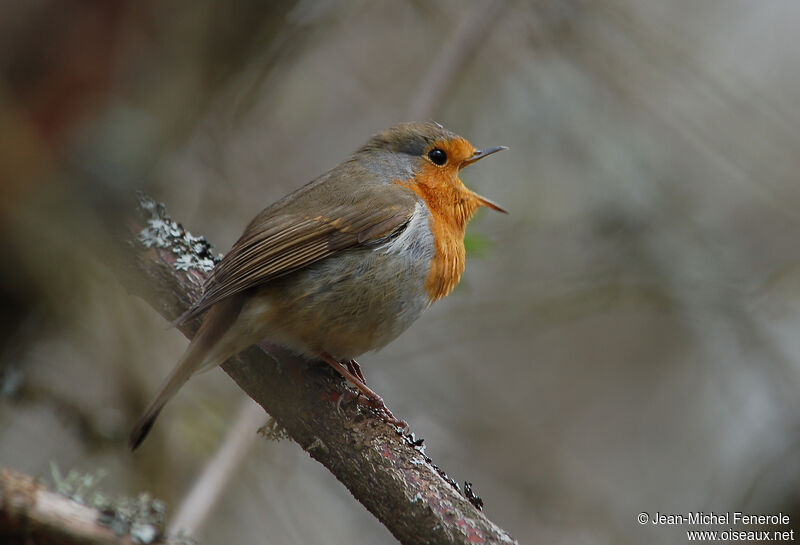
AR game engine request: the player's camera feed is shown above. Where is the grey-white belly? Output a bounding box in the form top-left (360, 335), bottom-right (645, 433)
top-left (244, 203), bottom-right (435, 359)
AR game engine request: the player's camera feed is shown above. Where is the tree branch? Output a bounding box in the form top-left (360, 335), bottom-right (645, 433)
top-left (110, 193), bottom-right (518, 545)
top-left (0, 468), bottom-right (180, 545)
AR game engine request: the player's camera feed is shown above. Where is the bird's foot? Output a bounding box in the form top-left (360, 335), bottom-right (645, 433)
top-left (358, 390), bottom-right (408, 430)
top-left (319, 352), bottom-right (407, 430)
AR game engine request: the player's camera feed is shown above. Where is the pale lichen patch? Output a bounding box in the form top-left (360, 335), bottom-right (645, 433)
top-left (49, 463), bottom-right (170, 544)
top-left (137, 192), bottom-right (220, 273)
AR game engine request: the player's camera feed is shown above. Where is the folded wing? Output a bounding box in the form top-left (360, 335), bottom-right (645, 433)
top-left (177, 181), bottom-right (419, 324)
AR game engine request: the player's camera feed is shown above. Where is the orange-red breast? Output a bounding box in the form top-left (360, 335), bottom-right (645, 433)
top-left (129, 122), bottom-right (506, 449)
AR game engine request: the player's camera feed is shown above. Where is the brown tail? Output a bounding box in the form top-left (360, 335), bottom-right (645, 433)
top-left (128, 341), bottom-right (209, 450)
top-left (129, 295), bottom-right (246, 450)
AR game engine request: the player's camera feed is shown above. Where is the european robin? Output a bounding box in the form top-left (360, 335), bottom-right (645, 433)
top-left (129, 122), bottom-right (506, 449)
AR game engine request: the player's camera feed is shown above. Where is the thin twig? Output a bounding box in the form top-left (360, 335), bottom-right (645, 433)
top-left (406, 0), bottom-right (507, 120)
top-left (168, 398), bottom-right (265, 536)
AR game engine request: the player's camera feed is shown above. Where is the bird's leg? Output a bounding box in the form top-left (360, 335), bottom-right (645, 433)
top-left (318, 352), bottom-right (406, 429)
top-left (338, 359), bottom-right (365, 412)
top-left (345, 359), bottom-right (367, 384)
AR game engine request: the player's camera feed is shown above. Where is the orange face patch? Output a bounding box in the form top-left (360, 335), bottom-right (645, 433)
top-left (395, 138), bottom-right (487, 301)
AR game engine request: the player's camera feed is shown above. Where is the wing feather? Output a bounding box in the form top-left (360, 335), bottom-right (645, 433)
top-left (176, 181), bottom-right (419, 324)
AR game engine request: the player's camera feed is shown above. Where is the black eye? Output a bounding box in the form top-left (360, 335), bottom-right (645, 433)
top-left (428, 148), bottom-right (447, 166)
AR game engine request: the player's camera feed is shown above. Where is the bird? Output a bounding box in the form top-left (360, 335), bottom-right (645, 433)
top-left (129, 121), bottom-right (507, 450)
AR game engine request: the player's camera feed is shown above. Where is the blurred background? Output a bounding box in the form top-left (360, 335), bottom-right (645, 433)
top-left (2, 0), bottom-right (800, 543)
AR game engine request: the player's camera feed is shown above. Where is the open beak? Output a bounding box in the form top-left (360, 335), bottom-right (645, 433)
top-left (461, 145), bottom-right (508, 168)
top-left (473, 193), bottom-right (507, 214)
top-left (462, 145), bottom-right (508, 214)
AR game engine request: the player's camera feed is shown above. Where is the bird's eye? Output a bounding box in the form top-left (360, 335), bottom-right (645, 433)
top-left (428, 148), bottom-right (447, 166)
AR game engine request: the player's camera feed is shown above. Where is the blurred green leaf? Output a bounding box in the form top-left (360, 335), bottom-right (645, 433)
top-left (464, 231), bottom-right (492, 258)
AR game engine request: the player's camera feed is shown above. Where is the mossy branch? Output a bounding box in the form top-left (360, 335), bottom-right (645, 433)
top-left (0, 468), bottom-right (184, 545)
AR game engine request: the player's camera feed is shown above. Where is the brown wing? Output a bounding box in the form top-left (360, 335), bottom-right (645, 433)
top-left (177, 177), bottom-right (419, 324)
